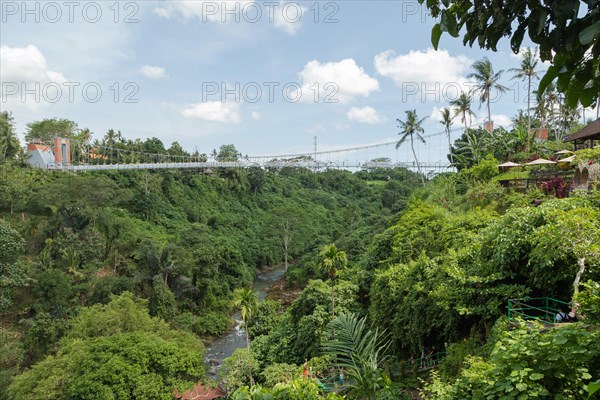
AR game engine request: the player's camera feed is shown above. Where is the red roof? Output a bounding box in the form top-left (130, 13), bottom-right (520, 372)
top-left (27, 143), bottom-right (51, 152)
top-left (174, 383), bottom-right (226, 400)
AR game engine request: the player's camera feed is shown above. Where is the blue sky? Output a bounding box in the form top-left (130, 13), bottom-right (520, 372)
top-left (1, 1), bottom-right (552, 162)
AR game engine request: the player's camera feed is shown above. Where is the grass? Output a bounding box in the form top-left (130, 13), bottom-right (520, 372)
top-left (494, 169), bottom-right (531, 181)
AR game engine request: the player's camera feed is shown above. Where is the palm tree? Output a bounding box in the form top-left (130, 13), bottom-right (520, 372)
top-left (451, 92), bottom-right (476, 133)
top-left (233, 287), bottom-right (258, 386)
top-left (510, 47), bottom-right (540, 136)
top-left (233, 287), bottom-right (258, 351)
top-left (138, 242), bottom-right (177, 286)
top-left (318, 244), bottom-right (348, 319)
top-left (322, 313), bottom-right (391, 397)
top-left (396, 110), bottom-right (427, 184)
top-left (536, 82), bottom-right (560, 138)
top-left (440, 107), bottom-right (454, 165)
top-left (468, 57), bottom-right (508, 127)
top-left (0, 112), bottom-right (21, 161)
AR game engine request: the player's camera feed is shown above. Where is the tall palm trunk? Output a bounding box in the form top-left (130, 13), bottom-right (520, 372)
top-left (244, 321), bottom-right (254, 386)
top-left (527, 75), bottom-right (532, 135)
top-left (410, 135), bottom-right (424, 184)
top-left (487, 94), bottom-right (491, 126)
top-left (447, 128), bottom-right (454, 165)
top-left (331, 283), bottom-right (335, 319)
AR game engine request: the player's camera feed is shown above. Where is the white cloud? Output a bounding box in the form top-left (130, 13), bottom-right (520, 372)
top-left (374, 48), bottom-right (472, 90)
top-left (475, 114), bottom-right (513, 128)
top-left (0, 45), bottom-right (67, 84)
top-left (0, 45), bottom-right (67, 111)
top-left (154, 1), bottom-right (301, 33)
top-left (139, 65), bottom-right (167, 79)
top-left (347, 106), bottom-right (386, 124)
top-left (251, 111), bottom-right (261, 120)
top-left (429, 106), bottom-right (445, 123)
top-left (297, 59), bottom-right (379, 104)
top-left (272, 2), bottom-right (306, 34)
top-left (181, 101), bottom-right (241, 123)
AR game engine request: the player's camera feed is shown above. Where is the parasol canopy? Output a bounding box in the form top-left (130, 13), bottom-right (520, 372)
top-left (497, 161), bottom-right (522, 167)
top-left (557, 155), bottom-right (576, 163)
top-left (525, 158), bottom-right (556, 165)
top-left (555, 149), bottom-right (574, 155)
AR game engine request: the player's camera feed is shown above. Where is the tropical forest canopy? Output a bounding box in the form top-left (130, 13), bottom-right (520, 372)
top-left (1, 104), bottom-right (600, 400)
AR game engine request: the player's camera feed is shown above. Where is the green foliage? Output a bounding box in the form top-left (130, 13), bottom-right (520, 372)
top-left (149, 278), bottom-right (177, 320)
top-left (221, 348), bottom-right (259, 392)
top-left (576, 280), bottom-right (600, 324)
top-left (459, 155), bottom-right (499, 182)
top-left (253, 280), bottom-right (359, 366)
top-left (248, 300), bottom-right (281, 339)
top-left (480, 198), bottom-right (600, 297)
top-left (424, 321), bottom-right (598, 399)
top-left (25, 118), bottom-right (80, 143)
top-left (262, 363), bottom-right (299, 387)
top-left (322, 313), bottom-right (391, 398)
top-left (10, 293), bottom-right (204, 400)
top-left (33, 270), bottom-right (72, 314)
top-left (0, 112), bottom-right (21, 162)
top-left (68, 292), bottom-right (176, 340)
top-left (0, 220), bottom-right (28, 310)
top-left (172, 311), bottom-right (231, 337)
top-left (231, 379), bottom-right (344, 400)
top-left (89, 276), bottom-right (134, 304)
top-left (575, 147), bottom-right (600, 163)
top-left (65, 331), bottom-right (203, 400)
top-left (0, 328), bottom-right (24, 400)
top-left (421, 0), bottom-right (600, 108)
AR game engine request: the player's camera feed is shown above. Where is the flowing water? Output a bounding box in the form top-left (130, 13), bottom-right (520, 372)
top-left (204, 266), bottom-right (286, 375)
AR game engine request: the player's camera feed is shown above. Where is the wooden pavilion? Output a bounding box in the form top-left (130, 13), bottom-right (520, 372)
top-left (564, 118), bottom-right (600, 149)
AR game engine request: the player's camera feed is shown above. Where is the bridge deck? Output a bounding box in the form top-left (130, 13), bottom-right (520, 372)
top-left (39, 161), bottom-right (452, 171)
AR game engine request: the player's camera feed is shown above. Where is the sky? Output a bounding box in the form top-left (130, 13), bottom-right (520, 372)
top-left (0, 0), bottom-right (556, 162)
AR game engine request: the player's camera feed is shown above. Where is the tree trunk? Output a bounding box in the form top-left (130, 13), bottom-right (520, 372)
top-left (573, 257), bottom-right (586, 296)
top-left (447, 128), bottom-right (454, 165)
top-left (245, 322), bottom-right (254, 386)
top-left (487, 95), bottom-right (491, 127)
top-left (411, 136), bottom-right (424, 184)
top-left (527, 75), bottom-right (531, 136)
top-left (331, 282), bottom-right (335, 319)
top-left (283, 235), bottom-right (289, 272)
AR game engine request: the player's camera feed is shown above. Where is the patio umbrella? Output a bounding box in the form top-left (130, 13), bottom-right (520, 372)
top-left (497, 161), bottom-right (522, 168)
top-left (555, 149), bottom-right (574, 155)
top-left (557, 155), bottom-right (575, 163)
top-left (525, 158), bottom-right (556, 165)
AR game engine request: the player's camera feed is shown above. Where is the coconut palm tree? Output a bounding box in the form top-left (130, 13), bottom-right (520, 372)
top-left (233, 287), bottom-right (258, 351)
top-left (137, 242), bottom-right (177, 287)
top-left (233, 287), bottom-right (258, 386)
top-left (318, 244), bottom-right (348, 319)
top-left (396, 110), bottom-right (427, 184)
top-left (322, 313), bottom-right (391, 398)
top-left (440, 107), bottom-right (454, 165)
top-left (468, 57), bottom-right (507, 127)
top-left (0, 112), bottom-right (21, 161)
top-left (535, 82), bottom-right (561, 138)
top-left (451, 92), bottom-right (476, 133)
top-left (510, 47), bottom-right (540, 136)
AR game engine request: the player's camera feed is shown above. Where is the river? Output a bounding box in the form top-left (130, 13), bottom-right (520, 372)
top-left (204, 265), bottom-right (286, 375)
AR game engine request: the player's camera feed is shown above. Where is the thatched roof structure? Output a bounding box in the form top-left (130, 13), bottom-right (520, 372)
top-left (564, 118), bottom-right (600, 147)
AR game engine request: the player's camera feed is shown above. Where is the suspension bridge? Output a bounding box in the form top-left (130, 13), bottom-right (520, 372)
top-left (27, 128), bottom-right (460, 174)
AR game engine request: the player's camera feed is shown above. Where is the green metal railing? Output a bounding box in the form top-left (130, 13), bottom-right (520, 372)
top-left (508, 297), bottom-right (571, 323)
